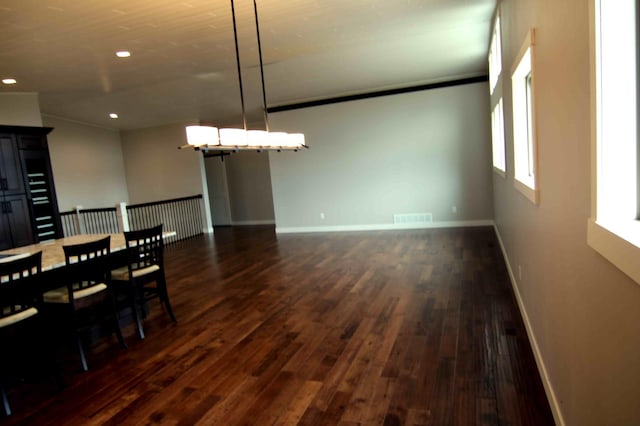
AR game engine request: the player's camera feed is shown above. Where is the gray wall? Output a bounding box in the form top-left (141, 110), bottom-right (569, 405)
top-left (268, 82), bottom-right (494, 232)
top-left (120, 122), bottom-right (213, 232)
top-left (0, 93), bottom-right (43, 127)
top-left (0, 95), bottom-right (129, 211)
top-left (204, 157), bottom-right (233, 226)
top-left (120, 123), bottom-right (207, 205)
top-left (43, 116), bottom-right (129, 210)
top-left (225, 151), bottom-right (275, 224)
top-left (495, 1), bottom-right (640, 425)
top-left (205, 151), bottom-right (276, 226)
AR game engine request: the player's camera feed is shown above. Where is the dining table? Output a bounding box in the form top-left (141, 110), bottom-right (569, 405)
top-left (0, 232), bottom-right (176, 267)
top-left (0, 231), bottom-right (176, 292)
top-left (0, 229), bottom-right (177, 345)
top-left (0, 231), bottom-right (176, 376)
top-left (0, 234), bottom-right (128, 270)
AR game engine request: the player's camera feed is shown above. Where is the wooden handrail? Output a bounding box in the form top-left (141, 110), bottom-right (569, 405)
top-left (126, 194), bottom-right (203, 210)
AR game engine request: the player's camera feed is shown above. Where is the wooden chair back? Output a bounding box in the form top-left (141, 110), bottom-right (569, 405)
top-left (125, 224), bottom-right (164, 274)
top-left (114, 224), bottom-right (176, 340)
top-left (0, 252), bottom-right (42, 326)
top-left (62, 236), bottom-right (111, 307)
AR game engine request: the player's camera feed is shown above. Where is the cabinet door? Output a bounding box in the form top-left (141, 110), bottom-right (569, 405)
top-left (0, 135), bottom-right (25, 194)
top-left (0, 210), bottom-right (11, 251)
top-left (20, 150), bottom-right (61, 241)
top-left (2, 195), bottom-right (34, 248)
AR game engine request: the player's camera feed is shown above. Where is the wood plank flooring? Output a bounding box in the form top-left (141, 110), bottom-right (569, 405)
top-left (2, 226), bottom-right (554, 425)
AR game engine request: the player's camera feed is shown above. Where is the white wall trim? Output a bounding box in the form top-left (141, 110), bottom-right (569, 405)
top-left (493, 224), bottom-right (565, 426)
top-left (233, 220), bottom-right (276, 226)
top-left (276, 220), bottom-right (494, 234)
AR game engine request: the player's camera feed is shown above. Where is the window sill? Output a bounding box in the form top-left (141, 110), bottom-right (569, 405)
top-left (514, 178), bottom-right (539, 204)
top-left (493, 167), bottom-right (506, 178)
top-left (587, 218), bottom-right (640, 285)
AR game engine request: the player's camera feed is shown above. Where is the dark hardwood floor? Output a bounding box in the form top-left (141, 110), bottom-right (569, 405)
top-left (2, 226), bottom-right (554, 425)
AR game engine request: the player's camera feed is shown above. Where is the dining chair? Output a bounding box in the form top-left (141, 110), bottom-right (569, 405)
top-left (0, 251), bottom-right (56, 416)
top-left (43, 236), bottom-right (126, 371)
top-left (111, 224), bottom-right (177, 340)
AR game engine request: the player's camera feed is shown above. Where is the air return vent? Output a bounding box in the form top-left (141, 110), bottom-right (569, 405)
top-left (393, 213), bottom-right (433, 225)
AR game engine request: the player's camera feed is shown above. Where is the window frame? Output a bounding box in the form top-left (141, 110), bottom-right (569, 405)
top-left (587, 0), bottom-right (640, 285)
top-left (488, 11), bottom-right (506, 176)
top-left (491, 99), bottom-right (506, 175)
top-left (511, 29), bottom-right (539, 204)
top-left (489, 15), bottom-right (503, 95)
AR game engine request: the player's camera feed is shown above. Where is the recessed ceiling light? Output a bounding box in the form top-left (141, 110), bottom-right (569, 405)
top-left (116, 51), bottom-right (131, 58)
top-left (2, 78), bottom-right (17, 85)
top-left (109, 113), bottom-right (119, 119)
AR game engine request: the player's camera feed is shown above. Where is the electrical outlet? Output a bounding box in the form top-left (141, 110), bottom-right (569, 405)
top-left (451, 205), bottom-right (457, 214)
top-left (320, 212), bottom-right (325, 220)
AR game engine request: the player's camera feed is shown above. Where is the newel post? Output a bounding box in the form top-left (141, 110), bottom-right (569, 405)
top-left (117, 202), bottom-right (130, 232)
top-left (75, 205), bottom-right (85, 235)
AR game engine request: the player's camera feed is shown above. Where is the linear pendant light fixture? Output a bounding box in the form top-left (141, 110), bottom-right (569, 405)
top-left (181, 0), bottom-right (307, 155)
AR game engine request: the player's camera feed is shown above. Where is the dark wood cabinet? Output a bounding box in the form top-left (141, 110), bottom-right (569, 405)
top-left (0, 135), bottom-right (26, 195)
top-left (0, 195), bottom-right (34, 249)
top-left (20, 149), bottom-right (61, 242)
top-left (0, 125), bottom-right (61, 250)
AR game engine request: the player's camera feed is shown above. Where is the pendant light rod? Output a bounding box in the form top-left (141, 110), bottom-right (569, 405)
top-left (253, 0), bottom-right (270, 132)
top-left (230, 0), bottom-right (247, 131)
top-left (181, 0), bottom-right (308, 153)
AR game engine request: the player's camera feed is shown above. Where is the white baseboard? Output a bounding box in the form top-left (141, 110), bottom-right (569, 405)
top-left (275, 220), bottom-right (494, 234)
top-left (232, 220), bottom-right (276, 226)
top-left (493, 224), bottom-right (565, 426)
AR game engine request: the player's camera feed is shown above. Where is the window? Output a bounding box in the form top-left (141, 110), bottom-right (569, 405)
top-left (511, 30), bottom-right (538, 203)
top-left (525, 73), bottom-right (534, 177)
top-left (588, 0), bottom-right (640, 284)
top-left (488, 12), bottom-right (506, 174)
top-left (488, 16), bottom-right (502, 94)
top-left (491, 99), bottom-right (506, 172)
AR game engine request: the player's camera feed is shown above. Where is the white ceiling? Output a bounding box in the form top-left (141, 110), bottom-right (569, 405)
top-left (0, 0), bottom-right (496, 130)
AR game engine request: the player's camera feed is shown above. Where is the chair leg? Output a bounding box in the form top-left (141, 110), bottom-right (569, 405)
top-left (163, 295), bottom-right (177, 324)
top-left (130, 287), bottom-right (145, 340)
top-left (109, 292), bottom-right (127, 350)
top-left (158, 275), bottom-right (177, 324)
top-left (39, 319), bottom-right (64, 390)
top-left (113, 314), bottom-right (127, 350)
top-left (52, 365), bottom-right (65, 391)
top-left (77, 334), bottom-right (89, 372)
top-left (1, 383), bottom-right (10, 417)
